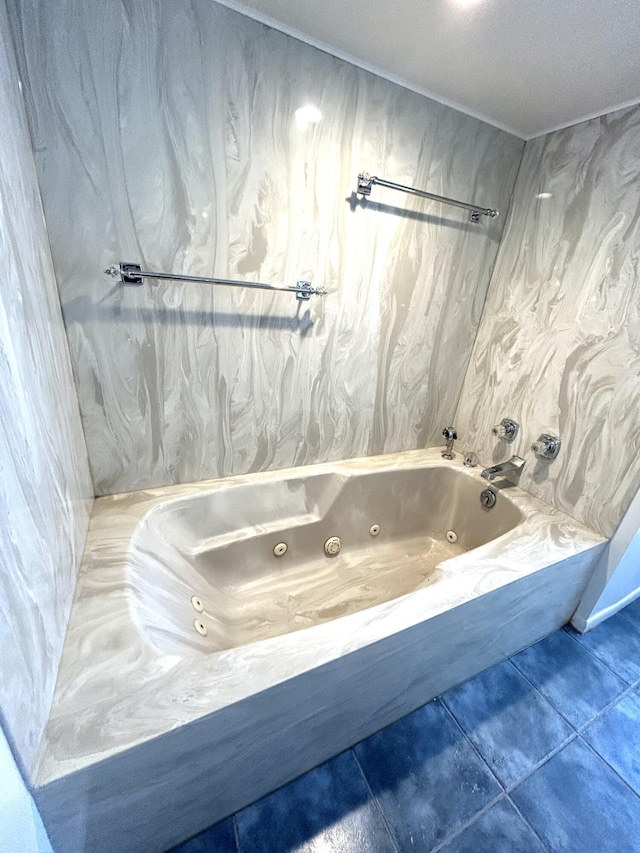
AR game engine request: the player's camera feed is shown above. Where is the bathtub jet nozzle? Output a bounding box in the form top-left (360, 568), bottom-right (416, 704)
top-left (324, 536), bottom-right (342, 557)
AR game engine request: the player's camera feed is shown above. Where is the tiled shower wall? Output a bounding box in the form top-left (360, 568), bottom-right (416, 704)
top-left (0, 0), bottom-right (93, 778)
top-left (10, 0), bottom-right (523, 495)
top-left (456, 104), bottom-right (640, 538)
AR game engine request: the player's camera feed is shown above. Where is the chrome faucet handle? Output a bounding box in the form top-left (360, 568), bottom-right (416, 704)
top-left (441, 426), bottom-right (457, 460)
top-left (532, 434), bottom-right (561, 460)
top-left (492, 418), bottom-right (519, 442)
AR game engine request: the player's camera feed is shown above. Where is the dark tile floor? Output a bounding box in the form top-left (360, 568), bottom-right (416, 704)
top-left (168, 598), bottom-right (640, 853)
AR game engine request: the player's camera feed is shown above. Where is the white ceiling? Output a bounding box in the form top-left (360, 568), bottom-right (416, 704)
top-left (216, 0), bottom-right (640, 139)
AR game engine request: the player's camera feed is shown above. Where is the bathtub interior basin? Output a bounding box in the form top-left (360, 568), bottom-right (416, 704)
top-left (127, 465), bottom-right (524, 655)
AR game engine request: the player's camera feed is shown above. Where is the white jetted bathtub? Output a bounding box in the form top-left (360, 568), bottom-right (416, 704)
top-left (35, 449), bottom-right (606, 853)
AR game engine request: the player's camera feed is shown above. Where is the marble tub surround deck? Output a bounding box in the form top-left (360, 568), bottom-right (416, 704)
top-left (34, 449), bottom-right (605, 853)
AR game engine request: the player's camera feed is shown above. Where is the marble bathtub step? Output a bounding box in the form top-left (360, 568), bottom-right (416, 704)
top-left (188, 511), bottom-right (322, 553)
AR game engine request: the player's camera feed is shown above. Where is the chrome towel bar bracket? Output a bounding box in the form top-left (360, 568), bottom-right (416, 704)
top-left (356, 172), bottom-right (499, 222)
top-left (104, 263), bottom-right (327, 300)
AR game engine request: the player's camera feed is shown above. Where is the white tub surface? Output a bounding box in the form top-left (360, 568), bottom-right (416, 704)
top-left (35, 449), bottom-right (606, 853)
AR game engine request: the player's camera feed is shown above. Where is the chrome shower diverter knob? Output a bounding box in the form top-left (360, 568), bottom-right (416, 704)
top-left (532, 434), bottom-right (561, 460)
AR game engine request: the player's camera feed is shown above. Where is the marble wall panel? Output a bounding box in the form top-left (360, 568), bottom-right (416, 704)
top-left (0, 0), bottom-right (93, 777)
top-left (456, 105), bottom-right (640, 538)
top-left (10, 0), bottom-right (523, 495)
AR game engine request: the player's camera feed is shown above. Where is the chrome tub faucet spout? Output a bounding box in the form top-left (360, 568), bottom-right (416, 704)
top-left (480, 455), bottom-right (525, 482)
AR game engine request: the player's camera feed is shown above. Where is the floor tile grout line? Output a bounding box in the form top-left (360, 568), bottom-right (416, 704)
top-left (578, 733), bottom-right (640, 802)
top-left (232, 814), bottom-right (241, 853)
top-left (509, 629), bottom-right (640, 736)
top-left (441, 685), bottom-right (576, 796)
top-left (558, 622), bottom-right (640, 693)
top-left (364, 662), bottom-right (638, 849)
top-left (505, 793), bottom-right (554, 852)
top-left (502, 732), bottom-right (577, 796)
top-left (499, 677), bottom-right (640, 799)
top-left (611, 608), bottom-right (640, 633)
top-left (438, 698), bottom-right (507, 793)
top-left (561, 625), bottom-right (640, 686)
top-left (427, 792), bottom-right (507, 853)
top-left (574, 681), bottom-right (640, 737)
top-left (504, 657), bottom-right (584, 733)
top-left (354, 699), bottom-right (507, 853)
top-left (506, 654), bottom-right (632, 736)
top-left (349, 748), bottom-right (401, 853)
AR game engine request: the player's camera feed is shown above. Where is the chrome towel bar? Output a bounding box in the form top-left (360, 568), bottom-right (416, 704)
top-left (104, 263), bottom-right (327, 300)
top-left (356, 172), bottom-right (499, 222)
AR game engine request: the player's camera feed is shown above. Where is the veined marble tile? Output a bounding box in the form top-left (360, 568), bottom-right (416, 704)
top-left (456, 104), bottom-right (640, 537)
top-left (9, 0), bottom-right (523, 495)
top-left (0, 0), bottom-right (93, 778)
